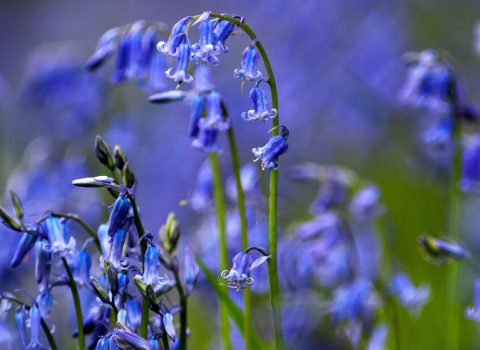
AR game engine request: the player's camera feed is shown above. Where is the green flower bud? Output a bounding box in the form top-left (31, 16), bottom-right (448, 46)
top-left (114, 145), bottom-right (127, 171)
top-left (123, 162), bottom-right (135, 188)
top-left (107, 266), bottom-right (119, 296)
top-left (90, 276), bottom-right (110, 303)
top-left (9, 190), bottom-right (23, 221)
top-left (95, 136), bottom-right (115, 170)
top-left (0, 206), bottom-right (22, 231)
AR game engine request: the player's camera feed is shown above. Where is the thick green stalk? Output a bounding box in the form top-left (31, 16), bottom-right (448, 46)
top-left (162, 332), bottom-right (170, 350)
top-left (126, 193), bottom-right (150, 340)
top-left (2, 296), bottom-right (58, 350)
top-left (174, 273), bottom-right (188, 350)
top-left (446, 114), bottom-right (462, 350)
top-left (51, 213), bottom-right (101, 253)
top-left (62, 257), bottom-right (85, 350)
top-left (209, 152), bottom-right (231, 350)
top-left (209, 13), bottom-right (284, 348)
top-left (224, 105), bottom-right (252, 349)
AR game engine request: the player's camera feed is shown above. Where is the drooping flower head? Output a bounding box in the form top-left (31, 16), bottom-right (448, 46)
top-left (111, 31), bottom-right (130, 84)
top-left (234, 45), bottom-right (263, 82)
top-left (43, 215), bottom-right (76, 258)
top-left (107, 194), bottom-right (131, 239)
top-left (35, 239), bottom-right (52, 292)
top-left (28, 304), bottom-right (46, 349)
top-left (136, 245), bottom-right (169, 285)
top-left (461, 133), bottom-right (480, 192)
top-left (212, 16), bottom-right (243, 53)
top-left (184, 246), bottom-right (199, 296)
top-left (11, 228), bottom-right (38, 268)
top-left (350, 184), bottom-right (383, 222)
top-left (252, 125), bottom-right (289, 170)
top-left (221, 248), bottom-right (270, 291)
top-left (85, 28), bottom-right (122, 71)
top-left (189, 160), bottom-right (213, 212)
top-left (242, 86), bottom-right (277, 122)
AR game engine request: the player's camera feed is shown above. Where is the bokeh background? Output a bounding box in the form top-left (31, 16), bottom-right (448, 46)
top-left (1, 0), bottom-right (480, 349)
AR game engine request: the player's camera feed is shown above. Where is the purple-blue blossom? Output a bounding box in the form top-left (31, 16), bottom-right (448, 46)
top-left (157, 16), bottom-right (192, 56)
top-left (234, 46), bottom-right (263, 82)
top-left (135, 245), bottom-right (168, 285)
top-left (252, 126), bottom-right (289, 170)
top-left (165, 34), bottom-right (193, 84)
top-left (241, 87), bottom-right (277, 122)
top-left (390, 272), bottom-right (430, 316)
top-left (466, 277), bottom-right (480, 321)
top-left (191, 20), bottom-right (221, 65)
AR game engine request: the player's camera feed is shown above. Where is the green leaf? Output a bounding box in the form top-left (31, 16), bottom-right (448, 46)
top-left (196, 256), bottom-right (269, 350)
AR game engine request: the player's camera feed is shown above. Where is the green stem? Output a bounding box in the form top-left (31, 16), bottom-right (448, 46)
top-left (209, 13), bottom-right (284, 348)
top-left (174, 273), bottom-right (188, 350)
top-left (62, 257), bottom-right (85, 350)
top-left (446, 114), bottom-right (462, 350)
top-left (224, 103), bottom-right (252, 349)
top-left (110, 303), bottom-right (118, 328)
top-left (126, 193), bottom-right (150, 340)
top-left (1, 296), bottom-right (58, 350)
top-left (51, 213), bottom-right (102, 253)
top-left (162, 332), bottom-right (170, 350)
top-left (209, 152), bottom-right (231, 350)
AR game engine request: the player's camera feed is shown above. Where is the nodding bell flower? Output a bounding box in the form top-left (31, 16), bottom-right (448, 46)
top-left (111, 31), bottom-right (130, 84)
top-left (212, 16), bottom-right (243, 53)
top-left (96, 337), bottom-right (110, 350)
top-left (189, 160), bottom-right (213, 211)
top-left (36, 292), bottom-right (53, 321)
top-left (74, 249), bottom-right (92, 287)
top-left (108, 194), bottom-right (131, 239)
top-left (110, 228), bottom-right (127, 269)
top-left (85, 28), bottom-right (121, 71)
top-left (461, 133), bottom-right (480, 192)
top-left (466, 277), bottom-right (480, 321)
top-left (184, 247), bottom-right (199, 296)
top-left (252, 125), bottom-right (289, 170)
top-left (418, 235), bottom-right (470, 264)
top-left (399, 49), bottom-right (455, 113)
top-left (165, 34), bottom-right (193, 84)
top-left (188, 93), bottom-right (205, 138)
top-left (163, 312), bottom-right (176, 341)
top-left (234, 46), bottom-right (263, 82)
top-left (221, 249), bottom-right (270, 291)
top-left (113, 328), bottom-right (154, 350)
top-left (97, 223), bottom-right (111, 259)
top-left (15, 306), bottom-right (28, 349)
top-left (193, 64), bottom-right (215, 92)
top-left (43, 215), bottom-right (76, 258)
top-left (191, 20), bottom-right (221, 65)
top-left (126, 21), bottom-right (147, 80)
top-left (28, 304), bottom-right (46, 349)
top-left (390, 272), bottom-right (430, 316)
top-left (11, 228), bottom-right (38, 268)
top-left (350, 185), bottom-right (383, 222)
top-left (157, 16), bottom-right (192, 56)
top-left (242, 86), bottom-right (277, 122)
top-left (136, 245), bottom-right (169, 285)
top-left (35, 240), bottom-right (52, 287)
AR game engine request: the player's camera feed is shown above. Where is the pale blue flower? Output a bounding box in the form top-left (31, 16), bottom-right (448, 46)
top-left (242, 87), bottom-right (277, 122)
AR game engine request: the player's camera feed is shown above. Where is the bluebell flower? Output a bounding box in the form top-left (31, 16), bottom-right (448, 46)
top-left (252, 126), bottom-right (289, 170)
top-left (110, 228), bottom-right (127, 269)
top-left (118, 272), bottom-right (130, 294)
top-left (399, 50), bottom-right (455, 112)
top-left (126, 298), bottom-right (142, 332)
top-left (74, 249), bottom-right (92, 287)
top-left (191, 20), bottom-right (221, 65)
top-left (294, 211), bottom-right (341, 240)
top-left (366, 324), bottom-right (389, 350)
top-left (85, 28), bottom-right (121, 71)
top-left (193, 65), bottom-right (215, 92)
top-left (111, 31), bottom-right (130, 84)
top-left (96, 337), bottom-right (110, 350)
top-left (188, 93), bottom-right (205, 138)
top-left (144, 53), bottom-right (167, 94)
top-left (136, 245), bottom-right (169, 285)
top-left (36, 292), bottom-right (53, 321)
top-left (113, 328), bottom-right (154, 350)
top-left (461, 133), bottom-right (480, 192)
top-left (213, 17), bottom-right (242, 53)
top-left (149, 339), bottom-right (160, 350)
top-left (126, 21), bottom-right (147, 80)
top-left (43, 215), bottom-right (76, 258)
top-left (165, 34), bottom-right (193, 84)
top-left (234, 46), bottom-right (263, 82)
top-left (157, 16), bottom-right (192, 56)
top-left (189, 160), bottom-right (213, 211)
top-left (108, 195), bottom-right (131, 239)
top-left (184, 246), bottom-right (199, 296)
top-left (418, 235), bottom-right (470, 263)
top-left (310, 167), bottom-right (348, 214)
top-left (221, 250), bottom-right (269, 291)
top-left (242, 87), bottom-right (277, 122)
top-left (97, 223), bottom-right (111, 259)
top-left (466, 277), bottom-right (480, 321)
top-left (192, 128), bottom-right (221, 153)
top-left (28, 304), bottom-right (46, 349)
top-left (421, 116), bottom-right (453, 154)
top-left (11, 230), bottom-right (38, 268)
top-left (34, 240), bottom-right (52, 286)
top-left (390, 272), bottom-right (430, 316)
top-left (350, 185), bottom-right (383, 222)
top-left (163, 312), bottom-right (176, 341)
top-left (15, 306), bottom-right (28, 350)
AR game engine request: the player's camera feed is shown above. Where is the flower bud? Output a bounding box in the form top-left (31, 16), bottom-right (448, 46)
top-left (122, 162), bottom-right (135, 188)
top-left (95, 136), bottom-right (115, 170)
top-left (107, 265), bottom-right (119, 296)
top-left (11, 231), bottom-right (38, 268)
top-left (0, 206), bottom-right (22, 231)
top-left (160, 213), bottom-right (180, 255)
top-left (10, 189), bottom-right (23, 221)
top-left (114, 145), bottom-right (127, 172)
top-left (90, 276), bottom-right (110, 304)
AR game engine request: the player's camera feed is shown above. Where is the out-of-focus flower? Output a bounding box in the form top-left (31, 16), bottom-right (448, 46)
top-left (418, 235), bottom-right (470, 263)
top-left (399, 49), bottom-right (455, 113)
top-left (113, 328), bottom-right (154, 350)
top-left (15, 306), bottom-right (28, 350)
top-left (366, 324), bottom-right (389, 350)
top-left (252, 126), bottom-right (289, 170)
top-left (157, 16), bottom-right (192, 56)
top-left (390, 272), bottom-right (430, 316)
top-left (36, 292), bottom-right (53, 321)
top-left (350, 185), bottom-right (383, 222)
top-left (189, 160), bottom-right (213, 212)
top-left (461, 133), bottom-right (480, 192)
top-left (242, 87), bottom-right (277, 122)
top-left (184, 247), bottom-right (199, 296)
top-left (28, 304), bottom-right (46, 349)
top-left (421, 116), bottom-right (453, 154)
top-left (225, 163), bottom-right (262, 205)
top-left (466, 277), bottom-right (480, 321)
